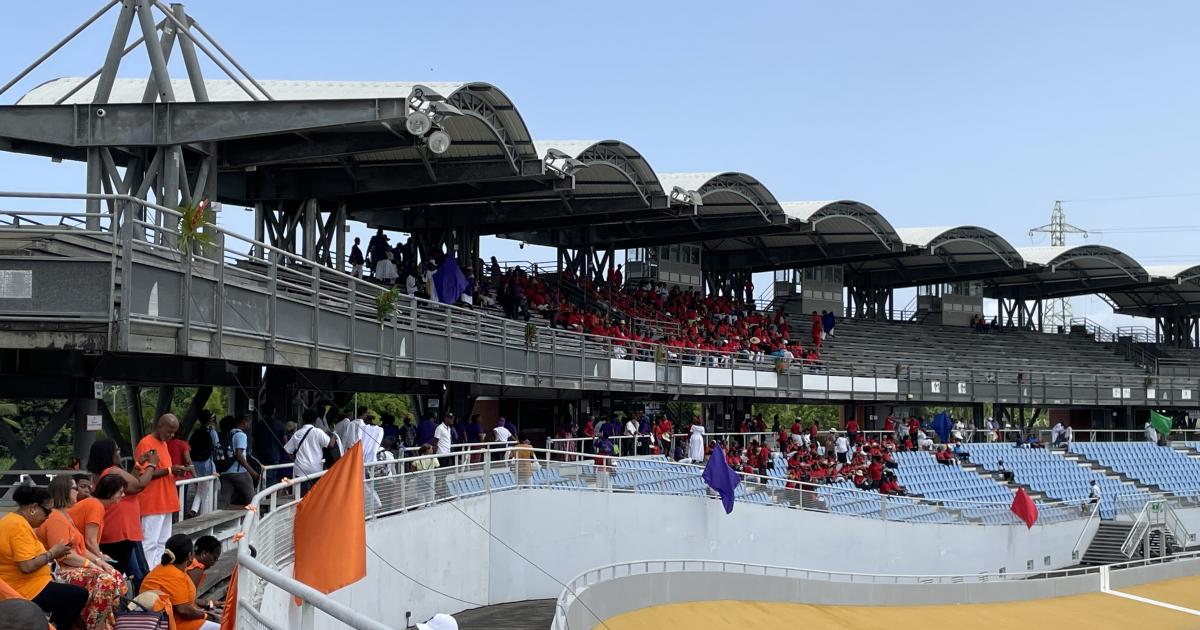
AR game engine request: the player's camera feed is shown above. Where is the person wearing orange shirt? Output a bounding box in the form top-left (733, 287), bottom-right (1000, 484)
top-left (136, 414), bottom-right (187, 570)
top-left (68, 473), bottom-right (125, 562)
top-left (0, 486), bottom-right (87, 628)
top-left (85, 438), bottom-right (156, 581)
top-left (39, 476), bottom-right (127, 629)
top-left (186, 536), bottom-right (222, 592)
top-left (140, 535), bottom-right (220, 630)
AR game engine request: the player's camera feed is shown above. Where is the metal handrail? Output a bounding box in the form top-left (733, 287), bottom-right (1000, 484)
top-left (0, 193), bottom-right (1195, 396)
top-left (1121, 500), bottom-right (1155, 558)
top-left (1071, 500), bottom-right (1102, 561)
top-left (549, 551), bottom-right (1200, 630)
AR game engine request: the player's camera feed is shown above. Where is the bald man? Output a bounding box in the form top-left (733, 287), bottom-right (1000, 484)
top-left (135, 413), bottom-right (187, 569)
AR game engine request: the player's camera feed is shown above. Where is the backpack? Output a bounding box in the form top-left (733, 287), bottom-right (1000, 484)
top-left (214, 429), bottom-right (242, 473)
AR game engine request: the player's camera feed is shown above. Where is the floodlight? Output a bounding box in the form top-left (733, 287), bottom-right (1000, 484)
top-left (670, 186), bottom-right (703, 206)
top-left (405, 111), bottom-right (433, 136)
top-left (427, 130), bottom-right (452, 155)
top-left (544, 148), bottom-right (586, 177)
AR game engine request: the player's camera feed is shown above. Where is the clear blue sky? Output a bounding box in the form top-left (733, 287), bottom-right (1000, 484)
top-left (3, 1), bottom-right (1199, 327)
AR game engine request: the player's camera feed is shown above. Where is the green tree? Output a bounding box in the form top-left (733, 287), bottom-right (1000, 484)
top-left (751, 403), bottom-right (841, 429)
top-left (355, 393), bottom-right (415, 421)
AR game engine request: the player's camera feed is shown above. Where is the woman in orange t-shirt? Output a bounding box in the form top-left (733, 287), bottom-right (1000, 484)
top-left (85, 439), bottom-right (157, 580)
top-left (39, 475), bottom-right (128, 630)
top-left (68, 473), bottom-right (127, 566)
top-left (140, 535), bottom-right (220, 630)
top-left (0, 486), bottom-right (86, 629)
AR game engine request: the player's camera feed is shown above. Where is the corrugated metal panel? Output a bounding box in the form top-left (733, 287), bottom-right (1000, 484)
top-left (895, 226), bottom-right (954, 248)
top-left (17, 77), bottom-right (470, 104)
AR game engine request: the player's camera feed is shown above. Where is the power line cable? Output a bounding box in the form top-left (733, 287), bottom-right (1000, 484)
top-left (1060, 192), bottom-right (1200, 203)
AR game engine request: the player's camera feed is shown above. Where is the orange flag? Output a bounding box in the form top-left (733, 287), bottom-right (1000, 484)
top-left (293, 441), bottom-right (367, 596)
top-left (220, 567), bottom-right (238, 630)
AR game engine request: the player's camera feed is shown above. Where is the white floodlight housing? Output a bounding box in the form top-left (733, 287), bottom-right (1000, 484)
top-left (544, 148), bottom-right (586, 177)
top-left (427, 130), bottom-right (452, 155)
top-left (405, 111), bottom-right (433, 136)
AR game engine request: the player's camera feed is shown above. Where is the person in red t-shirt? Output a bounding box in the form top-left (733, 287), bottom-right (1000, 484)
top-left (846, 418), bottom-right (859, 447)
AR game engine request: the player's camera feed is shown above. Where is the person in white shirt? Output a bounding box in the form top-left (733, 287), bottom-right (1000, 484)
top-left (833, 431), bottom-right (849, 466)
top-left (284, 411), bottom-right (332, 492)
top-left (1050, 422), bottom-right (1064, 445)
top-left (333, 412), bottom-right (359, 456)
top-left (375, 252), bottom-right (399, 285)
top-left (624, 417), bottom-right (638, 455)
top-left (1089, 480), bottom-right (1102, 506)
top-left (1145, 422), bottom-right (1158, 444)
top-left (404, 272), bottom-right (418, 296)
top-left (493, 418), bottom-right (514, 443)
top-left (916, 430), bottom-right (934, 451)
top-left (434, 413), bottom-right (455, 457)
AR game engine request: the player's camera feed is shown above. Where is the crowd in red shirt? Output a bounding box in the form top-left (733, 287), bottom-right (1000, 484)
top-left (513, 274), bottom-right (824, 366)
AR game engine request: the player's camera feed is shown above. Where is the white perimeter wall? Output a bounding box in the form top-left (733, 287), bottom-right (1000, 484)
top-left (260, 489), bottom-right (1104, 628)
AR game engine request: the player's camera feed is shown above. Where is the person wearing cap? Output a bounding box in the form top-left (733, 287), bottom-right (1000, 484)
top-left (417, 613), bottom-right (458, 630)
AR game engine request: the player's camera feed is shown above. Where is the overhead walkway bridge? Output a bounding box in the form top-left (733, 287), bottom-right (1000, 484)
top-left (1, 192), bottom-right (1196, 408)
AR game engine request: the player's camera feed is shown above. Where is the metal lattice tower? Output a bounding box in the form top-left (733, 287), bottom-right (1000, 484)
top-left (1029, 201), bottom-right (1089, 330)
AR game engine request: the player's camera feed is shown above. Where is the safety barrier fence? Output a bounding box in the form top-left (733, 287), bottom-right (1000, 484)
top-left (549, 551), bottom-right (1200, 630)
top-left (233, 446), bottom-right (1151, 629)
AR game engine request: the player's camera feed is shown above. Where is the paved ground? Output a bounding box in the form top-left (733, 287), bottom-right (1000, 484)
top-left (452, 599), bottom-right (556, 630)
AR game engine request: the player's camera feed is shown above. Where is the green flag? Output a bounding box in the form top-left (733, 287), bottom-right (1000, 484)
top-left (1150, 411), bottom-right (1173, 437)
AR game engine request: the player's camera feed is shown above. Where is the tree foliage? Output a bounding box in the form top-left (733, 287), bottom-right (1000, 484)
top-left (751, 403), bottom-right (841, 429)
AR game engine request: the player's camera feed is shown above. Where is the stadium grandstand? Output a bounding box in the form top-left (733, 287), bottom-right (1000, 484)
top-left (4, 3), bottom-right (1200, 630)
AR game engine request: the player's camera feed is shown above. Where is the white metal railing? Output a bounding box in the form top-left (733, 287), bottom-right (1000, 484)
top-left (235, 446), bottom-right (1110, 629)
top-left (0, 192), bottom-right (1194, 400)
top-left (1122, 500), bottom-right (1157, 558)
top-left (174, 474), bottom-right (219, 520)
top-left (1071, 500), bottom-right (1102, 561)
top-left (1164, 501), bottom-right (1192, 551)
top-left (550, 552), bottom-right (1200, 630)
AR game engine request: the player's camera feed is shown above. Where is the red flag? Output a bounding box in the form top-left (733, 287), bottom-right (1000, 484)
top-left (293, 441), bottom-right (367, 596)
top-left (1010, 487), bottom-right (1038, 529)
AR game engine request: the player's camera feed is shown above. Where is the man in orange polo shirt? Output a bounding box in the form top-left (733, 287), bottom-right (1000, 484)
top-left (136, 414), bottom-right (186, 569)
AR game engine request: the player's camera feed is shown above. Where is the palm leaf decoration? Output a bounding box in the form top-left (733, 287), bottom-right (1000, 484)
top-left (177, 198), bottom-right (215, 256)
top-left (376, 288), bottom-right (399, 328)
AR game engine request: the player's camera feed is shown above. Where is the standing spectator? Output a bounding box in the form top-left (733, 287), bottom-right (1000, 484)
top-left (85, 439), bottom-right (155, 579)
top-left (400, 415), bottom-right (417, 449)
top-left (833, 431), bottom-right (849, 467)
top-left (509, 439), bottom-right (536, 485)
top-left (366, 228), bottom-right (389, 275)
top-left (0, 486), bottom-right (87, 629)
top-left (252, 403), bottom-right (285, 481)
top-left (492, 417), bottom-right (514, 444)
top-left (136, 414), bottom-right (185, 570)
top-left (381, 414), bottom-right (401, 445)
top-left (845, 418), bottom-right (859, 448)
top-left (220, 415), bottom-right (258, 508)
top-left (1144, 421), bottom-right (1158, 443)
top-left (464, 414), bottom-right (483, 445)
top-left (434, 413), bottom-right (456, 467)
top-left (349, 237), bottom-right (365, 278)
top-left (1050, 421), bottom-right (1064, 445)
top-left (284, 411), bottom-right (332, 487)
top-left (687, 418), bottom-right (706, 463)
top-left (810, 311), bottom-right (823, 349)
top-left (187, 411), bottom-right (218, 518)
top-left (822, 309), bottom-right (836, 338)
top-left (410, 444), bottom-right (440, 506)
top-left (1089, 480), bottom-right (1102, 507)
top-left (375, 252), bottom-right (399, 285)
top-left (167, 425), bottom-right (194, 513)
top-left (417, 413), bottom-right (437, 447)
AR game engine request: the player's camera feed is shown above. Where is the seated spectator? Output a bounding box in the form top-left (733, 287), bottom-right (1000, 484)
top-left (0, 486), bottom-right (88, 629)
top-left (140, 534), bottom-right (220, 630)
top-left (996, 458), bottom-right (1014, 482)
top-left (952, 441), bottom-right (970, 461)
top-left (935, 445), bottom-right (955, 466)
top-left (879, 470), bottom-right (906, 496)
